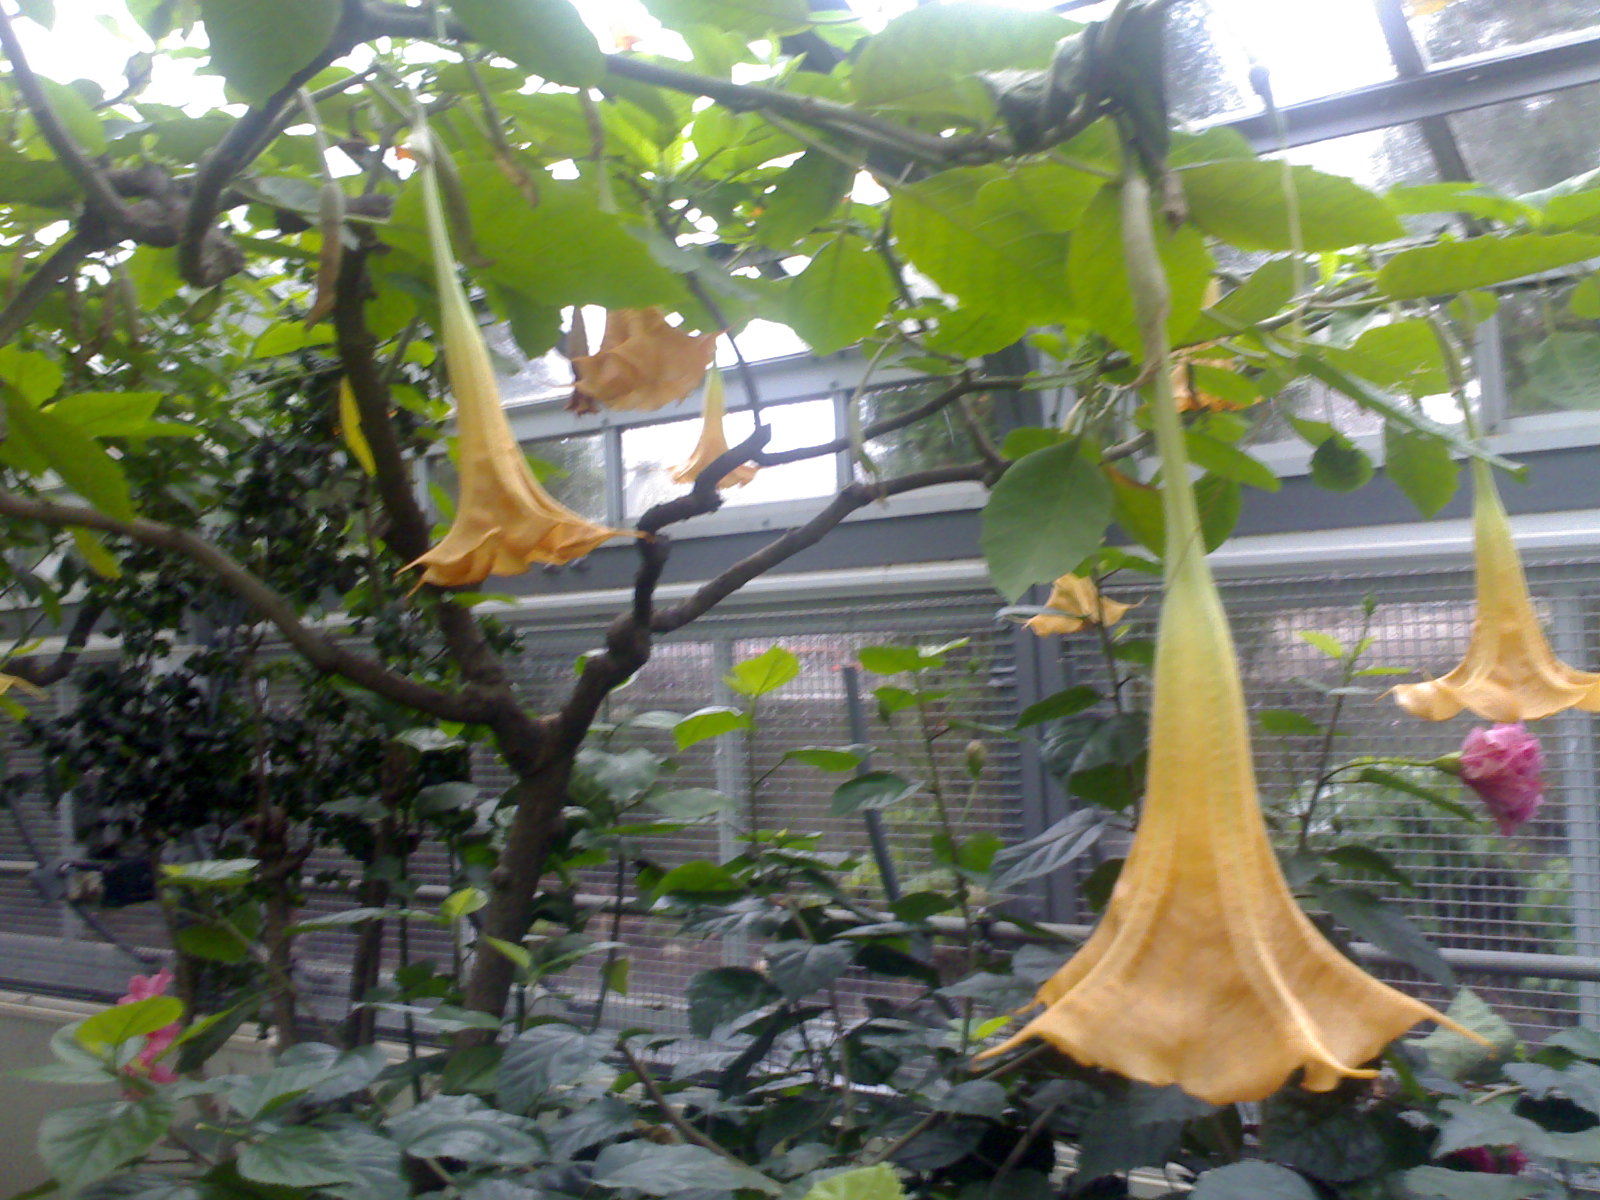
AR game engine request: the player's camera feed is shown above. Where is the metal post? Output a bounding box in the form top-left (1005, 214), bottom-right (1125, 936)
top-left (842, 666), bottom-right (901, 902)
top-left (1550, 584), bottom-right (1600, 1024)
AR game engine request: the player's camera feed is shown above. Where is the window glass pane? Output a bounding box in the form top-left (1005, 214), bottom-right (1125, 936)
top-left (1409, 0), bottom-right (1600, 64)
top-left (857, 381), bottom-right (998, 478)
top-left (1498, 280), bottom-right (1600, 418)
top-left (428, 432), bottom-right (608, 519)
top-left (1275, 124), bottom-right (1439, 193)
top-left (621, 398), bottom-right (837, 517)
top-left (1451, 83), bottom-right (1600, 194)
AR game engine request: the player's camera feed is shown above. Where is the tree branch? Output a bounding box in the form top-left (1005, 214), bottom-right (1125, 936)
top-left (0, 487), bottom-right (497, 722)
top-left (0, 233), bottom-right (91, 350)
top-left (656, 461), bottom-right (990, 634)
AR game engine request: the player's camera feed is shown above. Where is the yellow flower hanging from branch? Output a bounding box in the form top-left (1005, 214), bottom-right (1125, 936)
top-left (405, 134), bottom-right (631, 589)
top-left (978, 156), bottom-right (1477, 1106)
top-left (1392, 458), bottom-right (1600, 722)
top-left (671, 369), bottom-right (758, 491)
top-left (569, 307), bottom-right (718, 415)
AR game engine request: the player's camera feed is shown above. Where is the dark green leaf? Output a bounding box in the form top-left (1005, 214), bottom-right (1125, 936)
top-left (686, 966), bottom-right (781, 1038)
top-left (498, 1024), bottom-right (609, 1111)
top-left (1258, 708), bottom-right (1323, 736)
top-left (982, 440), bottom-right (1113, 602)
top-left (1261, 1089), bottom-right (1390, 1184)
top-left (1191, 1162), bottom-right (1318, 1200)
top-left (1310, 434), bottom-right (1374, 493)
top-left (655, 861), bottom-right (744, 897)
top-left (646, 787), bottom-right (736, 819)
top-left (1015, 685), bottom-right (1100, 728)
top-left (1385, 422), bottom-right (1460, 517)
top-left (766, 940), bottom-right (854, 999)
top-left (1517, 331), bottom-right (1600, 411)
top-left (1356, 766), bottom-right (1479, 821)
top-left (782, 746), bottom-right (866, 772)
top-left (1185, 431), bottom-right (1279, 491)
top-left (1396, 1165), bottom-right (1547, 1200)
top-left (831, 771), bottom-right (921, 815)
top-left (1415, 989), bottom-right (1518, 1081)
top-left (38, 1098), bottom-right (174, 1192)
top-left (989, 810), bottom-right (1107, 889)
top-left (1308, 881), bottom-right (1454, 988)
top-left (238, 1128), bottom-right (359, 1187)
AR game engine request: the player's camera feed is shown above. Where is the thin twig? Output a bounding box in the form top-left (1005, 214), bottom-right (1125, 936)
top-left (621, 1043), bottom-right (747, 1163)
top-left (0, 234), bottom-right (92, 349)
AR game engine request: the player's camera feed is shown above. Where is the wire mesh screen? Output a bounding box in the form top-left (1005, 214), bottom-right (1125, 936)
top-left (1058, 558), bottom-right (1600, 1040)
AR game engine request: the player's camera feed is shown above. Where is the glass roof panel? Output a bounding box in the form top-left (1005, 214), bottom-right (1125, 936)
top-left (1408, 0), bottom-right (1600, 66)
top-left (1272, 123), bottom-right (1440, 193)
top-left (1450, 81), bottom-right (1600, 193)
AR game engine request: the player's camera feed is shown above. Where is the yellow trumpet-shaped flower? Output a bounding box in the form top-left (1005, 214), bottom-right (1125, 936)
top-left (570, 308), bottom-right (718, 415)
top-left (670, 369), bottom-right (757, 490)
top-left (406, 140), bottom-right (630, 588)
top-left (1393, 460), bottom-right (1600, 723)
top-left (979, 165), bottom-right (1476, 1105)
top-left (1023, 574), bottom-right (1132, 636)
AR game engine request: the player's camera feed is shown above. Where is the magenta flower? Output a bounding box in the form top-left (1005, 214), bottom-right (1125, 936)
top-left (1445, 1146), bottom-right (1529, 1174)
top-left (1458, 723), bottom-right (1545, 835)
top-left (117, 968), bottom-right (179, 1085)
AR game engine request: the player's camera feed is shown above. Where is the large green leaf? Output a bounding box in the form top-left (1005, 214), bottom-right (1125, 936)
top-left (981, 440), bottom-right (1113, 601)
top-left (238, 1127), bottom-right (360, 1187)
top-left (387, 167), bottom-right (686, 310)
top-left (593, 1142), bottom-right (780, 1195)
top-left (765, 940), bottom-right (854, 999)
top-left (1186, 257), bottom-right (1298, 341)
top-left (199, 0), bottom-right (338, 102)
top-left (725, 646), bottom-right (800, 697)
top-left (1068, 183), bottom-right (1214, 360)
top-left (1378, 232), bottom-right (1600, 299)
top-left (754, 150), bottom-right (855, 249)
top-left (0, 346), bottom-right (64, 404)
top-left (3, 391), bottom-right (136, 520)
top-left (1191, 1163), bottom-right (1317, 1200)
top-left (785, 234), bottom-right (894, 355)
top-left (450, 0), bottom-right (603, 87)
top-left (853, 5), bottom-right (1075, 121)
top-left (1183, 161), bottom-right (1403, 251)
top-left (1384, 421), bottom-right (1459, 517)
top-left (1309, 881), bottom-right (1454, 988)
top-left (892, 166), bottom-right (1071, 331)
top-left (1335, 318), bottom-right (1448, 398)
top-left (38, 1098), bottom-right (174, 1192)
top-left (686, 966), bottom-right (781, 1038)
top-left (1397, 1165), bottom-right (1546, 1200)
top-left (76, 997), bottom-right (182, 1052)
top-left (673, 705), bottom-right (752, 750)
top-left (498, 1024), bottom-right (609, 1112)
top-left (803, 1166), bottom-right (905, 1200)
top-left (1517, 331), bottom-right (1600, 410)
top-left (831, 771), bottom-right (921, 815)
top-left (641, 0), bottom-right (808, 37)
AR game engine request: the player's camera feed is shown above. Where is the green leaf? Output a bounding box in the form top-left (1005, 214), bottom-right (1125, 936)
top-left (1397, 1165), bottom-right (1546, 1200)
top-left (802, 1166), bottom-right (905, 1200)
top-left (640, 0), bottom-right (808, 37)
top-left (655, 861), bottom-right (744, 897)
top-left (981, 440), bottom-right (1113, 602)
top-left (858, 644), bottom-right (934, 674)
top-left (1414, 988), bottom-right (1518, 1081)
top-left (782, 746), bottom-right (865, 772)
top-left (1338, 319), bottom-right (1449, 397)
top-left (38, 1098), bottom-right (174, 1192)
top-left (686, 967), bottom-right (781, 1038)
top-left (1258, 708), bottom-right (1323, 736)
top-left (1387, 181), bottom-right (1535, 226)
top-left (388, 1095), bottom-right (543, 1165)
top-left (498, 1024), bottom-right (609, 1111)
top-left (389, 168), bottom-right (685, 310)
top-left (785, 235), bottom-right (894, 355)
top-left (1356, 766), bottom-right (1478, 821)
top-left (175, 923), bottom-right (249, 963)
top-left (1184, 431), bottom-right (1279, 492)
top-left (1308, 882), bottom-right (1454, 988)
top-left (593, 1143), bottom-right (780, 1195)
top-left (0, 347), bottom-right (64, 405)
top-left (439, 886), bottom-right (487, 922)
top-left (3, 392), bottom-right (135, 519)
top-left (1015, 685), bottom-right (1100, 728)
top-left (852, 6), bottom-right (1075, 121)
top-left (831, 771), bottom-right (920, 815)
top-left (892, 166), bottom-right (1071, 338)
top-left (673, 705), bottom-right (752, 750)
top-left (646, 787), bottom-right (736, 819)
top-left (1187, 257), bottom-right (1298, 340)
top-left (1298, 630), bottom-right (1345, 658)
top-left (766, 940), bottom-right (854, 1000)
top-left (1385, 421), bottom-right (1460, 516)
top-left (36, 79), bottom-right (106, 155)
top-left (1310, 434), bottom-right (1374, 493)
top-left (1378, 232), bottom-right (1600, 299)
top-left (1191, 1162), bottom-right (1318, 1200)
top-left (725, 646), bottom-right (800, 697)
top-left (199, 0), bottom-right (339, 102)
top-left (754, 151), bottom-right (855, 249)
top-left (450, 0), bottom-right (603, 86)
top-left (77, 997), bottom-right (182, 1052)
top-left (989, 810), bottom-right (1105, 889)
top-left (238, 1127), bottom-right (359, 1187)
top-left (1069, 183), bottom-right (1214, 360)
top-left (1184, 161), bottom-right (1403, 251)
top-left (45, 391), bottom-right (163, 438)
top-left (1322, 844), bottom-right (1415, 893)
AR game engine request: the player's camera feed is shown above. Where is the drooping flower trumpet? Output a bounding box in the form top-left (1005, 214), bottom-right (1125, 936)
top-left (670, 369), bottom-right (757, 490)
top-left (1023, 574), bottom-right (1131, 637)
top-left (978, 163), bottom-right (1476, 1105)
top-left (1392, 459), bottom-right (1600, 722)
top-left (570, 307), bottom-right (718, 415)
top-left (406, 136), bottom-right (629, 588)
